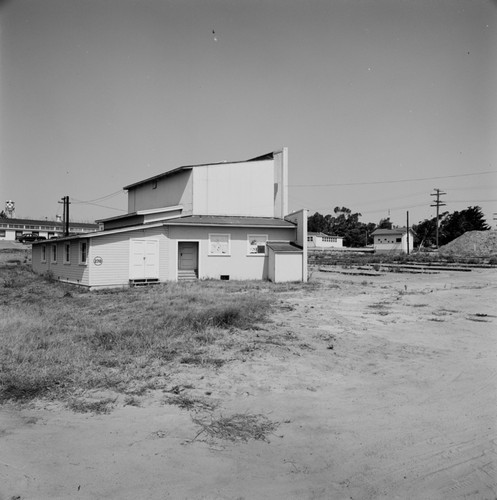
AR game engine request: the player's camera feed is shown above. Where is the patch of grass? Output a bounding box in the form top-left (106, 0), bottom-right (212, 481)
top-left (164, 394), bottom-right (217, 412)
top-left (191, 412), bottom-right (279, 443)
top-left (68, 397), bottom-right (115, 414)
top-left (0, 266), bottom-right (280, 404)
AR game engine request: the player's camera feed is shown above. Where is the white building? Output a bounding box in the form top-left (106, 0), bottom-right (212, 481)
top-left (32, 149), bottom-right (308, 288)
top-left (0, 218), bottom-right (98, 241)
top-left (307, 232), bottom-right (343, 249)
top-left (371, 228), bottom-right (415, 254)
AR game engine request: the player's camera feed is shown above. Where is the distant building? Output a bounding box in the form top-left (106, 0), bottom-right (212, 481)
top-left (307, 232), bottom-right (343, 249)
top-left (0, 218), bottom-right (99, 241)
top-left (371, 227), bottom-right (415, 254)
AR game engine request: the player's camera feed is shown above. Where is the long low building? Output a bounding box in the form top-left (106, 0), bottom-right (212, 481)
top-left (0, 217), bottom-right (99, 241)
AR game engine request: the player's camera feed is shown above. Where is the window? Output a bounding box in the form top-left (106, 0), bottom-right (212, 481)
top-left (209, 234), bottom-right (230, 255)
top-left (51, 244), bottom-right (57, 263)
top-left (79, 241), bottom-right (88, 264)
top-left (64, 243), bottom-right (71, 264)
top-left (307, 236), bottom-right (313, 242)
top-left (248, 234), bottom-right (267, 255)
top-left (0, 229), bottom-right (5, 237)
top-left (41, 245), bottom-right (46, 263)
top-left (396, 237), bottom-right (402, 243)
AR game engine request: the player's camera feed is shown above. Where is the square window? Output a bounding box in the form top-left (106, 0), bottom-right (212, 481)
top-left (209, 234), bottom-right (230, 255)
top-left (248, 234), bottom-right (267, 255)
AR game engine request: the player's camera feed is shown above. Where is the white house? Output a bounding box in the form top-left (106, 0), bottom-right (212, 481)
top-left (371, 227), bottom-right (415, 254)
top-left (307, 232), bottom-right (343, 249)
top-left (0, 218), bottom-right (98, 241)
top-left (32, 148), bottom-right (308, 288)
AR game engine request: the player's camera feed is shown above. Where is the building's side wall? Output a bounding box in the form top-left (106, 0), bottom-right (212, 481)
top-left (32, 240), bottom-right (90, 285)
top-left (284, 209), bottom-right (308, 282)
top-left (273, 253), bottom-right (303, 282)
top-left (192, 161), bottom-right (275, 217)
top-left (273, 148), bottom-right (288, 218)
top-left (168, 225), bottom-right (295, 281)
top-left (88, 227), bottom-right (170, 288)
top-left (128, 170), bottom-right (193, 214)
top-left (373, 232), bottom-right (414, 253)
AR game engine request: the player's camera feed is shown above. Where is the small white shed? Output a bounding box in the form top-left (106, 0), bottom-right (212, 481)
top-left (267, 242), bottom-right (304, 283)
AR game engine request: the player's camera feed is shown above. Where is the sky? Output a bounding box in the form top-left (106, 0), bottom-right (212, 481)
top-left (1, 0), bottom-right (496, 228)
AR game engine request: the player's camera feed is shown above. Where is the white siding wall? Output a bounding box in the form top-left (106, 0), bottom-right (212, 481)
top-left (168, 225), bottom-right (295, 281)
top-left (192, 161), bottom-right (274, 217)
top-left (271, 252), bottom-right (303, 283)
top-left (32, 240), bottom-right (90, 286)
top-left (88, 227), bottom-right (170, 288)
top-left (128, 170), bottom-right (193, 214)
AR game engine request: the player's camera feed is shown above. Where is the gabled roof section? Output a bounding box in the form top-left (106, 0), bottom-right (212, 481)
top-left (371, 227), bottom-right (414, 236)
top-left (163, 215), bottom-right (295, 228)
top-left (123, 151), bottom-right (275, 191)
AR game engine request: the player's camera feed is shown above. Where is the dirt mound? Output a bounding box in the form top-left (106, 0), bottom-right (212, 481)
top-left (439, 230), bottom-right (497, 257)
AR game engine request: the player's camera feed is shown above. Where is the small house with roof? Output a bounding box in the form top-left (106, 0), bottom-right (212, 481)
top-left (307, 232), bottom-right (343, 249)
top-left (31, 148), bottom-right (307, 288)
top-left (371, 227), bottom-right (415, 254)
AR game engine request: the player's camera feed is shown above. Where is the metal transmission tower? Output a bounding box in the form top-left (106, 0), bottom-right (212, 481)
top-left (430, 188), bottom-right (446, 248)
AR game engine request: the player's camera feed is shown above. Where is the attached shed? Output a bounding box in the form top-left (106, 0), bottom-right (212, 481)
top-left (267, 242), bottom-right (304, 283)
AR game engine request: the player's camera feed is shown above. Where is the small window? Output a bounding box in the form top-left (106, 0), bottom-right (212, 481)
top-left (41, 245), bottom-right (46, 263)
top-left (209, 234), bottom-right (230, 255)
top-left (248, 234), bottom-right (267, 255)
top-left (0, 229), bottom-right (5, 237)
top-left (396, 237), bottom-right (402, 243)
top-left (307, 236), bottom-right (313, 242)
top-left (51, 244), bottom-right (57, 263)
top-left (64, 243), bottom-right (71, 264)
top-left (79, 240), bottom-right (88, 265)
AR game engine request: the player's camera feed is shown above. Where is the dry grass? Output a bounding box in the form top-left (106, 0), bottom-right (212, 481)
top-left (0, 265), bottom-right (281, 404)
top-left (191, 412), bottom-right (279, 443)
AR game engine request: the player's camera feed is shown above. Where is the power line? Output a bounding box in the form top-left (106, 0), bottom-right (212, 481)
top-left (72, 190), bottom-right (125, 204)
top-left (289, 170), bottom-right (497, 188)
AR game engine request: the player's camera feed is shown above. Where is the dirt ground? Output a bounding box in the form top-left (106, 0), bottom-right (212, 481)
top-left (1, 267), bottom-right (496, 500)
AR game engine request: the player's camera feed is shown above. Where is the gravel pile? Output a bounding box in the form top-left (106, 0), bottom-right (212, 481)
top-left (439, 230), bottom-right (497, 257)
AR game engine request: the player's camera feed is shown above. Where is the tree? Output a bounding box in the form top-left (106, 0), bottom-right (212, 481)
top-left (439, 206), bottom-right (490, 245)
top-left (308, 207), bottom-right (373, 247)
top-left (414, 206), bottom-right (490, 247)
top-left (0, 210), bottom-right (6, 218)
top-left (377, 217), bottom-right (393, 229)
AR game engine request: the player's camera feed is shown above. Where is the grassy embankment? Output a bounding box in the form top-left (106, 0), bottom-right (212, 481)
top-left (0, 264), bottom-right (283, 406)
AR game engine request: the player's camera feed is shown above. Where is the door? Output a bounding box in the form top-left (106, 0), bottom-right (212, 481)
top-left (130, 239), bottom-right (159, 279)
top-left (178, 242), bottom-right (198, 271)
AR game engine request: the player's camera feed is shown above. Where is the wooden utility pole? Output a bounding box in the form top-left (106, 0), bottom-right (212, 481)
top-left (430, 188), bottom-right (446, 248)
top-left (58, 196), bottom-right (71, 236)
top-left (406, 211), bottom-right (410, 255)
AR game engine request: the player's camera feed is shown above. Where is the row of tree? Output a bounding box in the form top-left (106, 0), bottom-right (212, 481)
top-left (307, 206), bottom-right (490, 248)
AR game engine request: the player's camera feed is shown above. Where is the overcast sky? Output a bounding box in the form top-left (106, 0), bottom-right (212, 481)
top-left (1, 0), bottom-right (496, 227)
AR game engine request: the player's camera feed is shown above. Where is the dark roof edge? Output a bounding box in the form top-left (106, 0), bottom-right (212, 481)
top-left (123, 151), bottom-right (277, 190)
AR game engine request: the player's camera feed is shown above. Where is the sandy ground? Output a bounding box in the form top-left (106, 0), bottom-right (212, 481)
top-left (1, 268), bottom-right (496, 500)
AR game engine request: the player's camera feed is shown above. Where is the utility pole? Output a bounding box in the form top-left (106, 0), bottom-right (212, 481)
top-left (406, 211), bottom-right (410, 255)
top-left (430, 188), bottom-right (446, 249)
top-left (58, 196), bottom-right (71, 236)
